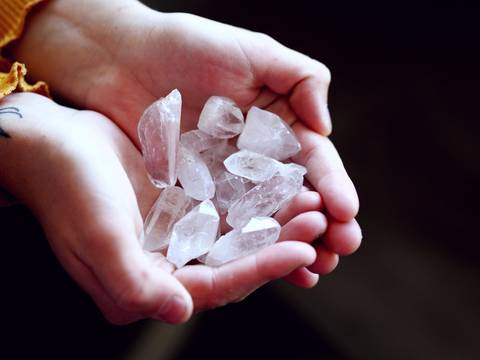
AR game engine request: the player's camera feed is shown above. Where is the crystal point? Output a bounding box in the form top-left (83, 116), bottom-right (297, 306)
top-left (138, 89), bottom-right (181, 188)
top-left (237, 106), bottom-right (301, 161)
top-left (198, 96), bottom-right (244, 139)
top-left (167, 200), bottom-right (220, 268)
top-left (224, 149), bottom-right (282, 183)
top-left (213, 170), bottom-right (254, 215)
top-left (177, 144), bottom-right (215, 201)
top-left (205, 217), bottom-right (281, 266)
top-left (141, 186), bottom-right (191, 252)
top-left (226, 165), bottom-right (304, 228)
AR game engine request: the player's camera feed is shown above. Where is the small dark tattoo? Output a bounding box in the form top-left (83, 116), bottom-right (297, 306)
top-left (0, 106), bottom-right (23, 138)
top-left (0, 128), bottom-right (10, 138)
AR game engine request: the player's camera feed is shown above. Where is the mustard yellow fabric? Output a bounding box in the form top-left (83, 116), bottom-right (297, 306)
top-left (0, 0), bottom-right (50, 100)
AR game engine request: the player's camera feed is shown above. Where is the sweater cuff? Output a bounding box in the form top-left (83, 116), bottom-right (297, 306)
top-left (0, 61), bottom-right (50, 100)
top-left (0, 0), bottom-right (46, 49)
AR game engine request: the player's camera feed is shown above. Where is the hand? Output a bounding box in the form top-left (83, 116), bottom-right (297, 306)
top-left (0, 93), bottom-right (321, 322)
top-left (10, 0), bottom-right (361, 281)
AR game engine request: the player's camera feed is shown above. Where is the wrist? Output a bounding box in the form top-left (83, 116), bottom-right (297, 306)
top-left (0, 93), bottom-right (71, 202)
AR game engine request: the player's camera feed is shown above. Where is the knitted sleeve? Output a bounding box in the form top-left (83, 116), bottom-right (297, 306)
top-left (0, 0), bottom-right (50, 101)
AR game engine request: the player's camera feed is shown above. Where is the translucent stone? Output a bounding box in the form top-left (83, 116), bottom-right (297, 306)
top-left (141, 186), bottom-right (191, 252)
top-left (224, 149), bottom-right (283, 183)
top-left (167, 199), bottom-right (220, 268)
top-left (198, 96), bottom-right (244, 139)
top-left (180, 129), bottom-right (224, 153)
top-left (213, 170), bottom-right (254, 215)
top-left (226, 163), bottom-right (306, 228)
top-left (237, 106), bottom-right (301, 161)
top-left (200, 142), bottom-right (237, 178)
top-left (280, 162), bottom-right (307, 182)
top-left (205, 217), bottom-right (281, 266)
top-left (177, 144), bottom-right (215, 201)
top-left (138, 89), bottom-right (181, 188)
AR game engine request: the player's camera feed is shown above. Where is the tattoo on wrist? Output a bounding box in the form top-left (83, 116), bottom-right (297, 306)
top-left (0, 107), bottom-right (23, 138)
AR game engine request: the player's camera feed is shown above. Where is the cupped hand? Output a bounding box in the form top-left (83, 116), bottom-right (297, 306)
top-left (92, 10), bottom-right (361, 267)
top-left (0, 93), bottom-right (322, 323)
top-left (11, 0), bottom-right (361, 281)
top-left (86, 10), bottom-right (362, 275)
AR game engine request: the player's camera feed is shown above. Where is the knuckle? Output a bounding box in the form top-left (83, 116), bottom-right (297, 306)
top-left (314, 61), bottom-right (332, 83)
top-left (255, 31), bottom-right (275, 43)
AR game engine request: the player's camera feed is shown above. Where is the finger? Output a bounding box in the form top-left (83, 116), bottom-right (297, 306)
top-left (253, 36), bottom-right (332, 134)
top-left (307, 244), bottom-right (340, 275)
top-left (283, 267), bottom-right (319, 288)
top-left (76, 223), bottom-right (193, 324)
top-left (291, 122), bottom-right (359, 222)
top-left (290, 76), bottom-right (332, 135)
top-left (264, 96), bottom-right (297, 125)
top-left (302, 178), bottom-right (314, 191)
top-left (144, 251), bottom-right (176, 273)
top-left (174, 241), bottom-right (316, 311)
top-left (278, 211), bottom-right (327, 243)
top-left (247, 86), bottom-right (278, 111)
top-left (274, 190), bottom-right (323, 226)
top-left (323, 218), bottom-right (362, 256)
top-left (62, 250), bottom-right (143, 325)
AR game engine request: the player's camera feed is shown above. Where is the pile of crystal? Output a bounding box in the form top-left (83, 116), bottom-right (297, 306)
top-left (138, 89), bottom-right (306, 268)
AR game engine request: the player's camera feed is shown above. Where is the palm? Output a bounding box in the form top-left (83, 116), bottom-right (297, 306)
top-left (81, 14), bottom-right (362, 318)
top-left (92, 14), bottom-right (261, 141)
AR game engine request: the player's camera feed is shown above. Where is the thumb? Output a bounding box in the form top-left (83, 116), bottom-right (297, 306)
top-left (250, 34), bottom-right (332, 135)
top-left (62, 213), bottom-right (194, 323)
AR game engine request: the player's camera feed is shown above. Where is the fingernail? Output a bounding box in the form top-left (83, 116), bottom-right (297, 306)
top-left (154, 295), bottom-right (186, 323)
top-left (322, 104), bottom-right (332, 135)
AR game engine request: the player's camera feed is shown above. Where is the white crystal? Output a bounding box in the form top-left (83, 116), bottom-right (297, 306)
top-left (180, 129), bottom-right (224, 153)
top-left (141, 186), bottom-right (191, 252)
top-left (200, 142), bottom-right (237, 178)
top-left (213, 170), bottom-right (254, 215)
top-left (224, 149), bottom-right (283, 183)
top-left (226, 164), bottom-right (305, 228)
top-left (279, 162), bottom-right (307, 181)
top-left (167, 200), bottom-right (220, 268)
top-left (205, 217), bottom-right (281, 266)
top-left (198, 96), bottom-right (244, 139)
top-left (237, 106), bottom-right (301, 161)
top-left (138, 89), bottom-right (181, 188)
top-left (177, 144), bottom-right (215, 201)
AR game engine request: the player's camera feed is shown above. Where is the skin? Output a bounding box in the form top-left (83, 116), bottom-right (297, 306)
top-left (1, 93), bottom-right (326, 324)
top-left (2, 0), bottom-right (362, 323)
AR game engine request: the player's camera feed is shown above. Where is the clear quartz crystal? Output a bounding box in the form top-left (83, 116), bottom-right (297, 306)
top-left (180, 129), bottom-right (224, 153)
top-left (205, 217), bottom-right (281, 266)
top-left (138, 89), bottom-right (181, 188)
top-left (213, 170), bottom-right (254, 215)
top-left (200, 142), bottom-right (237, 178)
top-left (224, 149), bottom-right (283, 183)
top-left (226, 163), bottom-right (306, 228)
top-left (141, 186), bottom-right (191, 252)
top-left (177, 143), bottom-right (215, 201)
top-left (198, 96), bottom-right (244, 139)
top-left (279, 162), bottom-right (307, 182)
top-left (237, 106), bottom-right (301, 161)
top-left (166, 199), bottom-right (220, 268)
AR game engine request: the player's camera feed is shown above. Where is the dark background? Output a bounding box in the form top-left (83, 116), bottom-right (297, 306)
top-left (1, 1), bottom-right (478, 359)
